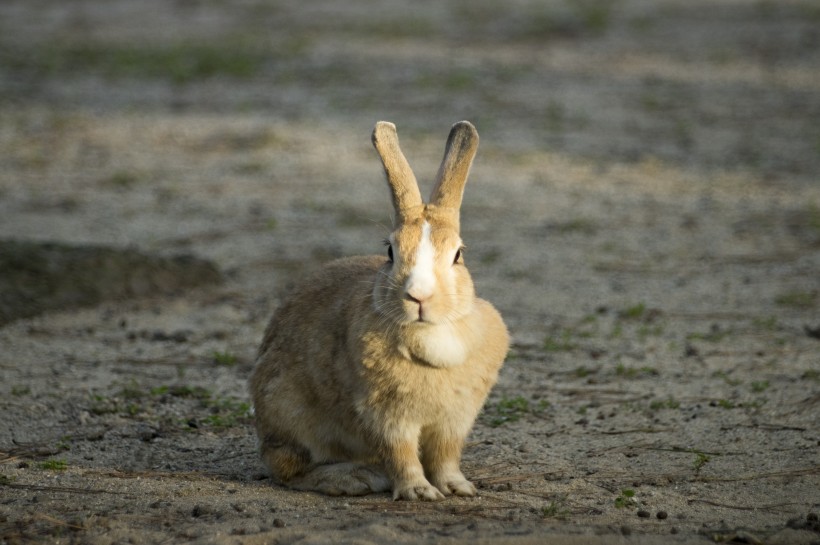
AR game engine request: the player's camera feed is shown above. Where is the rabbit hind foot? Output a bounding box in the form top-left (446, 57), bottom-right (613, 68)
top-left (287, 463), bottom-right (391, 496)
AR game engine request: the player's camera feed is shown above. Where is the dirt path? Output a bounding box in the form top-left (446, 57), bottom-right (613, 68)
top-left (1, 1), bottom-right (819, 543)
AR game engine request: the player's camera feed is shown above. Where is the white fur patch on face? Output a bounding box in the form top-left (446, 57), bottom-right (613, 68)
top-left (405, 221), bottom-right (436, 302)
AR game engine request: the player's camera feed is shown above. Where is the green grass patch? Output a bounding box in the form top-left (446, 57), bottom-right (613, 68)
top-left (775, 290), bottom-right (817, 309)
top-left (487, 395), bottom-right (549, 427)
top-left (88, 382), bottom-right (251, 430)
top-left (201, 398), bottom-right (252, 428)
top-left (750, 380), bottom-right (769, 393)
top-left (619, 302), bottom-right (647, 320)
top-left (118, 380), bottom-right (144, 400)
top-left (648, 397), bottom-right (680, 411)
top-left (638, 324), bottom-right (664, 339)
top-left (575, 366), bottom-right (594, 378)
top-left (716, 399), bottom-right (735, 409)
top-left (56, 436), bottom-right (71, 451)
top-left (802, 370), bottom-right (820, 382)
top-left (692, 449), bottom-right (710, 473)
top-left (39, 459), bottom-right (68, 471)
top-left (541, 497), bottom-right (569, 518)
top-left (614, 489), bottom-right (637, 509)
top-left (213, 351), bottom-right (238, 367)
top-left (11, 385), bottom-right (30, 396)
top-left (712, 370), bottom-right (741, 386)
top-left (751, 316), bottom-right (780, 331)
top-left (687, 327), bottom-right (731, 343)
top-left (89, 394), bottom-right (119, 416)
top-left (543, 317), bottom-right (601, 352)
top-left (543, 332), bottom-right (577, 352)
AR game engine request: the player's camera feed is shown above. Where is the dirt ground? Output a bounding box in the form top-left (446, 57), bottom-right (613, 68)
top-left (1, 0), bottom-right (819, 543)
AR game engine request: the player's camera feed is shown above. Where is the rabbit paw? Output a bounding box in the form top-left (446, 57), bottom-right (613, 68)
top-left (289, 463), bottom-right (390, 496)
top-left (393, 481), bottom-right (446, 501)
top-left (432, 476), bottom-right (477, 497)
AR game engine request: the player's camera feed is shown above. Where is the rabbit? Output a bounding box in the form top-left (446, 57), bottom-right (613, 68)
top-left (249, 120), bottom-right (509, 501)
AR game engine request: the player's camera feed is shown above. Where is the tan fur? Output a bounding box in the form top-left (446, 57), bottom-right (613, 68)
top-left (250, 121), bottom-right (509, 501)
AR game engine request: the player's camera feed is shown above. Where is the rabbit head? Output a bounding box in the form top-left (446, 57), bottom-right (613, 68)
top-left (371, 121), bottom-right (479, 333)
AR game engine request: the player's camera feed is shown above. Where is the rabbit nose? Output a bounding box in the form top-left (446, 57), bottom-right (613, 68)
top-left (405, 274), bottom-right (435, 304)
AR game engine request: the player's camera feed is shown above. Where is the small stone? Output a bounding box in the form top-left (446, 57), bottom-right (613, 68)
top-left (620, 526), bottom-right (631, 536)
top-left (670, 527), bottom-right (679, 534)
top-left (273, 518), bottom-right (286, 528)
top-left (637, 509), bottom-right (651, 518)
top-left (150, 330), bottom-right (169, 342)
top-left (656, 510), bottom-right (668, 519)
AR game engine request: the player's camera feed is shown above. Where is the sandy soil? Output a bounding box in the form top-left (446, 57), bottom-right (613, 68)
top-left (1, 0), bottom-right (819, 543)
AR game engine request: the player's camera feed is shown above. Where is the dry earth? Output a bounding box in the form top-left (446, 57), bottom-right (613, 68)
top-left (1, 0), bottom-right (819, 543)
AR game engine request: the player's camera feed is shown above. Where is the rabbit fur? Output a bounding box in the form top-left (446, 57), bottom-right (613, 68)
top-left (250, 121), bottom-right (509, 501)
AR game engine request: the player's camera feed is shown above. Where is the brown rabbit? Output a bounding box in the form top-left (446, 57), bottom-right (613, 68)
top-left (249, 121), bottom-right (509, 501)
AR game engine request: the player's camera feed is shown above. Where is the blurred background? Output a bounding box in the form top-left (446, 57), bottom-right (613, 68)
top-left (2, 0), bottom-right (818, 163)
top-left (1, 0), bottom-right (818, 326)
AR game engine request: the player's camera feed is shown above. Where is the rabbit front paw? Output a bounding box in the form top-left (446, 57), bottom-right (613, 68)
top-left (431, 475), bottom-right (477, 497)
top-left (392, 480), bottom-right (446, 501)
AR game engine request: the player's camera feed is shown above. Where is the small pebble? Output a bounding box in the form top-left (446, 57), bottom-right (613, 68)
top-left (637, 509), bottom-right (651, 518)
top-left (273, 518), bottom-right (286, 528)
top-left (657, 510), bottom-right (668, 520)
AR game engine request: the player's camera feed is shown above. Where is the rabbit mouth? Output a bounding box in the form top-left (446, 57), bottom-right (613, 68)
top-left (415, 304), bottom-right (427, 323)
top-left (406, 300), bottom-right (438, 325)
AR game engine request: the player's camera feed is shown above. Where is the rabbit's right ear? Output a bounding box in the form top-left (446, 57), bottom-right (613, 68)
top-left (372, 121), bottom-right (423, 224)
top-left (429, 121), bottom-right (478, 211)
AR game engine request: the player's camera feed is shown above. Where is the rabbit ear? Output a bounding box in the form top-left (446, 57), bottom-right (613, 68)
top-left (372, 121), bottom-right (423, 223)
top-left (429, 121), bottom-right (479, 210)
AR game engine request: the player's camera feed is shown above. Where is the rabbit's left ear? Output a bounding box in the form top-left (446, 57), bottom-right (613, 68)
top-left (372, 121), bottom-right (423, 224)
top-left (429, 121), bottom-right (479, 210)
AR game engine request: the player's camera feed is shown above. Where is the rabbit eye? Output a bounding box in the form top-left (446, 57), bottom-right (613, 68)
top-left (387, 244), bottom-right (394, 262)
top-left (453, 248), bottom-right (462, 264)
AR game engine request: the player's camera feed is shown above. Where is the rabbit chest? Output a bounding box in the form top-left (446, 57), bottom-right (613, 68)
top-left (400, 322), bottom-right (468, 369)
top-left (356, 328), bottom-right (493, 427)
